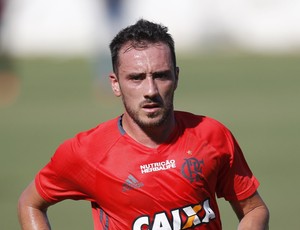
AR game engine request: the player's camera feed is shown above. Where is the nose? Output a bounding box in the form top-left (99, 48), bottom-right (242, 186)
top-left (144, 76), bottom-right (159, 98)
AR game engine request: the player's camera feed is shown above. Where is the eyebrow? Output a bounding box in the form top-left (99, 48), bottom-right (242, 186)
top-left (127, 69), bottom-right (171, 77)
top-left (152, 70), bottom-right (172, 76)
top-left (127, 72), bottom-right (146, 79)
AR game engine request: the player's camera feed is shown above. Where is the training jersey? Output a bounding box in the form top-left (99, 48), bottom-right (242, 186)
top-left (35, 111), bottom-right (259, 230)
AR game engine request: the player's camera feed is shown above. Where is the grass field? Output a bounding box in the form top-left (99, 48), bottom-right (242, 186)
top-left (0, 54), bottom-right (299, 229)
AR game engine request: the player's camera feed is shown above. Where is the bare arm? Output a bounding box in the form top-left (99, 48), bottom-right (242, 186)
top-left (18, 181), bottom-right (54, 230)
top-left (230, 191), bottom-right (270, 230)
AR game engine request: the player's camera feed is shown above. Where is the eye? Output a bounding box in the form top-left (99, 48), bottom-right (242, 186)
top-left (129, 74), bottom-right (145, 81)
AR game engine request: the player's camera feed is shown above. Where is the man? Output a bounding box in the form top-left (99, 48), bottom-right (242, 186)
top-left (0, 0), bottom-right (20, 106)
top-left (18, 19), bottom-right (269, 229)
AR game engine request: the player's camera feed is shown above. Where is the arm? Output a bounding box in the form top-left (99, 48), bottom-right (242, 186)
top-left (230, 191), bottom-right (270, 230)
top-left (18, 181), bottom-right (54, 230)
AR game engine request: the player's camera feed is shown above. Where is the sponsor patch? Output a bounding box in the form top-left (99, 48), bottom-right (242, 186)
top-left (140, 159), bottom-right (176, 174)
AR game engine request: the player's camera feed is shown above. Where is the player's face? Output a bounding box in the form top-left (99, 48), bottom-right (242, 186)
top-left (110, 42), bottom-right (179, 128)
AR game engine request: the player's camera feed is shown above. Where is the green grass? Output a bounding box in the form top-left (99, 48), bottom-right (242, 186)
top-left (0, 54), bottom-right (299, 229)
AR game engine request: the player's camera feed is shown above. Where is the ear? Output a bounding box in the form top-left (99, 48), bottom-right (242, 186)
top-left (109, 72), bottom-right (121, 97)
top-left (174, 67), bottom-right (179, 90)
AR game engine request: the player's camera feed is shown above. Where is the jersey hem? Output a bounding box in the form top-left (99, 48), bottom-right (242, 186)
top-left (35, 174), bottom-right (58, 204)
top-left (222, 176), bottom-right (260, 201)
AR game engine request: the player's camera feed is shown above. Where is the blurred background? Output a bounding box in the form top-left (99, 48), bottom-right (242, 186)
top-left (0, 0), bottom-right (299, 229)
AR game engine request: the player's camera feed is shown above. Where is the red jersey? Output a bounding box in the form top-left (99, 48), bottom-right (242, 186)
top-left (35, 111), bottom-right (259, 229)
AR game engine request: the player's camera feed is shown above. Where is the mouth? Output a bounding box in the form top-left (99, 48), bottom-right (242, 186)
top-left (142, 102), bottom-right (161, 113)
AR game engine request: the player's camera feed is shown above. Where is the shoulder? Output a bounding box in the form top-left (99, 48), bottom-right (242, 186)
top-left (175, 111), bottom-right (235, 150)
top-left (75, 116), bottom-right (121, 143)
top-left (175, 111), bottom-right (230, 134)
top-left (54, 116), bottom-right (123, 161)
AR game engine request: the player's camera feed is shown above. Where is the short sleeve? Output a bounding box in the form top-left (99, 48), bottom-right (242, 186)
top-left (215, 129), bottom-right (260, 201)
top-left (35, 138), bottom-right (93, 203)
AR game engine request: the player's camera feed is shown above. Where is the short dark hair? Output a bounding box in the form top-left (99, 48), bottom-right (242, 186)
top-left (109, 19), bottom-right (176, 73)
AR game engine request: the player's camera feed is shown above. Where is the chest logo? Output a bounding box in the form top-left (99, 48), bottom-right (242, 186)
top-left (181, 158), bottom-right (204, 182)
top-left (140, 159), bottom-right (176, 174)
top-left (123, 174), bottom-right (144, 192)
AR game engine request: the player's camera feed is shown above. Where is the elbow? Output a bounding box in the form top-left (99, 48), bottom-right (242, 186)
top-left (261, 205), bottom-right (270, 229)
top-left (17, 190), bottom-right (29, 225)
top-left (18, 190), bottom-right (27, 214)
top-left (239, 205), bottom-right (270, 230)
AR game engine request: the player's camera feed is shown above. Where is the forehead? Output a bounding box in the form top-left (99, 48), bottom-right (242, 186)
top-left (118, 42), bottom-right (172, 70)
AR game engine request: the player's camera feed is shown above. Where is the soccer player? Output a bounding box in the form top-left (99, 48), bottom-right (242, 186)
top-left (18, 19), bottom-right (269, 229)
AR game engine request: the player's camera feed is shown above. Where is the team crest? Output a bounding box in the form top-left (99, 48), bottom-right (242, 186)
top-left (181, 157), bottom-right (204, 182)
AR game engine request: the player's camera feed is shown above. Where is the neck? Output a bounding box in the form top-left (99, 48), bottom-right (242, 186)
top-left (121, 113), bottom-right (176, 148)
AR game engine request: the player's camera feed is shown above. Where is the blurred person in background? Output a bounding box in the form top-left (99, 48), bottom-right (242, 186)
top-left (0, 0), bottom-right (19, 107)
top-left (18, 19), bottom-right (269, 229)
top-left (92, 0), bottom-right (125, 96)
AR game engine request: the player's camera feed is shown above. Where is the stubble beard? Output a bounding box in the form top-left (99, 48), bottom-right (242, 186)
top-left (122, 96), bottom-right (174, 129)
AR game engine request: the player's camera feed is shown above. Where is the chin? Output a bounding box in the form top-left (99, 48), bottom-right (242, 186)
top-left (139, 115), bottom-right (166, 128)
